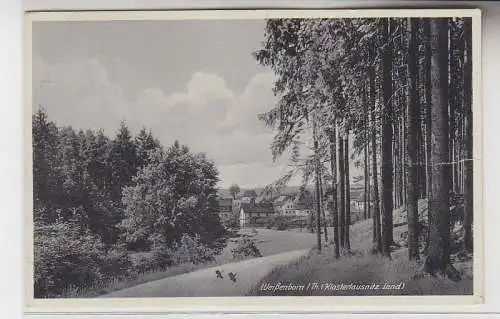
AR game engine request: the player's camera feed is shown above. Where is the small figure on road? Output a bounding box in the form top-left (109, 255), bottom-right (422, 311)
top-left (228, 272), bottom-right (237, 283)
top-left (215, 270), bottom-right (224, 279)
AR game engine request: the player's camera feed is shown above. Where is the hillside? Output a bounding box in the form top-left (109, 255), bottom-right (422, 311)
top-left (247, 202), bottom-right (473, 296)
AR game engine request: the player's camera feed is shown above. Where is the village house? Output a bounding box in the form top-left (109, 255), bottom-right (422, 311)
top-left (217, 197), bottom-right (233, 222)
top-left (240, 189), bottom-right (258, 204)
top-left (273, 191), bottom-right (314, 220)
top-left (349, 184), bottom-right (372, 212)
top-left (239, 202), bottom-right (275, 228)
top-left (273, 195), bottom-right (295, 216)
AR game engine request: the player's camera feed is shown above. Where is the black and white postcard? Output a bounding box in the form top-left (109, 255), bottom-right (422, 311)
top-left (24, 8), bottom-right (483, 313)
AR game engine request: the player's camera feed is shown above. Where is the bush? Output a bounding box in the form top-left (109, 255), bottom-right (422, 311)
top-left (231, 239), bottom-right (263, 260)
top-left (274, 216), bottom-right (288, 231)
top-left (223, 213), bottom-right (240, 230)
top-left (34, 222), bottom-right (108, 298)
top-left (34, 221), bottom-right (136, 298)
top-left (130, 254), bottom-right (155, 274)
top-left (101, 245), bottom-right (133, 278)
top-left (152, 234), bottom-right (217, 269)
top-left (151, 247), bottom-right (174, 270)
top-left (276, 223), bottom-right (288, 231)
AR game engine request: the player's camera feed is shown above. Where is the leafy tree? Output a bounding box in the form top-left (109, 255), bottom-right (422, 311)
top-left (120, 142), bottom-right (225, 251)
top-left (229, 184), bottom-right (241, 199)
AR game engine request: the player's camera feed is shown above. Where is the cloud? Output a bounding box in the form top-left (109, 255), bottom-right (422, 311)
top-left (33, 54), bottom-right (129, 135)
top-left (218, 162), bottom-right (291, 189)
top-left (33, 54), bottom-right (292, 187)
top-left (186, 72), bottom-right (236, 105)
top-left (224, 72), bottom-right (277, 135)
top-left (126, 70), bottom-right (279, 171)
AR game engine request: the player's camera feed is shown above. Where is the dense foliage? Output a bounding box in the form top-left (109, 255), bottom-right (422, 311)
top-left (32, 108), bottom-right (227, 297)
top-left (255, 17), bottom-right (473, 277)
top-left (231, 239), bottom-right (263, 260)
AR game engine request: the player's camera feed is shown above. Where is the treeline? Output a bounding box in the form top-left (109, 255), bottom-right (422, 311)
top-left (255, 17), bottom-right (473, 279)
top-left (33, 108), bottom-right (226, 297)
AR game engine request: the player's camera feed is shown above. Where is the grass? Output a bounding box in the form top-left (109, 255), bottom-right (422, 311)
top-left (61, 260), bottom-right (221, 298)
top-left (247, 217), bottom-right (473, 296)
top-left (61, 227), bottom-right (318, 298)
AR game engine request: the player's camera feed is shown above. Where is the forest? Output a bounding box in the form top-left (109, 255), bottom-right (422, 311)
top-left (32, 16), bottom-right (475, 298)
top-left (33, 110), bottom-right (227, 297)
top-left (254, 17), bottom-right (473, 280)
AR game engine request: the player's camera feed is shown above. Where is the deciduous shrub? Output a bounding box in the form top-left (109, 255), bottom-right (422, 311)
top-left (274, 216), bottom-right (288, 231)
top-left (34, 221), bottom-right (134, 298)
top-left (231, 239), bottom-right (262, 260)
top-left (130, 252), bottom-right (158, 274)
top-left (152, 234), bottom-right (217, 268)
top-left (223, 213), bottom-right (240, 230)
top-left (101, 244), bottom-right (133, 278)
top-left (34, 222), bottom-right (107, 298)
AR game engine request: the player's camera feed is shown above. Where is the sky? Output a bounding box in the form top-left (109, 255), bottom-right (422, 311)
top-left (32, 19), bottom-right (360, 189)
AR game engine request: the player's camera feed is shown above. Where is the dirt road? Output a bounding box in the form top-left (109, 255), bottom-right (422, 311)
top-left (102, 249), bottom-right (310, 297)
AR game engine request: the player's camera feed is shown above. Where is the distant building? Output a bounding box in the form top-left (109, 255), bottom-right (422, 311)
top-left (217, 197), bottom-right (233, 221)
top-left (273, 191), bottom-right (313, 220)
top-left (240, 189), bottom-right (258, 204)
top-left (349, 185), bottom-right (371, 212)
top-left (239, 202), bottom-right (275, 228)
top-left (273, 195), bottom-right (295, 216)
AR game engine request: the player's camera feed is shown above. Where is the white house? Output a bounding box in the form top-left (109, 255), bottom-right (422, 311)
top-left (239, 202), bottom-right (275, 228)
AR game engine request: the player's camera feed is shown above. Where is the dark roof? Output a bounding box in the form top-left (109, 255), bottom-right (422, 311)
top-left (217, 198), bottom-right (233, 206)
top-left (242, 190), bottom-right (258, 198)
top-left (241, 202), bottom-right (274, 214)
top-left (273, 195), bottom-right (293, 205)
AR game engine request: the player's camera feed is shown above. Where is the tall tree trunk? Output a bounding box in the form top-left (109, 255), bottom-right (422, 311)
top-left (339, 131), bottom-right (346, 249)
top-left (463, 17), bottom-right (473, 252)
top-left (393, 123), bottom-right (399, 208)
top-left (369, 68), bottom-right (382, 253)
top-left (448, 19), bottom-right (458, 195)
top-left (401, 112), bottom-right (407, 207)
top-left (363, 145), bottom-right (369, 219)
top-left (416, 56), bottom-right (426, 200)
top-left (423, 19), bottom-right (433, 200)
top-left (402, 95), bottom-right (406, 206)
top-left (423, 18), bottom-right (433, 248)
top-left (406, 18), bottom-right (420, 261)
top-left (364, 85), bottom-right (370, 220)
top-left (424, 18), bottom-right (459, 280)
top-left (319, 171), bottom-right (328, 243)
top-left (345, 134), bottom-right (351, 250)
top-left (329, 123), bottom-right (340, 258)
top-left (367, 151), bottom-right (371, 219)
top-left (381, 18), bottom-right (394, 257)
top-left (314, 124), bottom-right (322, 253)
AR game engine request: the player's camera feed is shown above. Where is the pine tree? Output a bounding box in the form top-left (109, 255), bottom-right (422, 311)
top-left (381, 18), bottom-right (394, 258)
top-left (344, 134), bottom-right (351, 250)
top-left (135, 127), bottom-right (161, 169)
top-left (424, 18), bottom-right (460, 281)
top-left (328, 123), bottom-right (340, 258)
top-left (463, 17), bottom-right (473, 252)
top-left (109, 121), bottom-right (137, 203)
top-left (406, 17), bottom-right (420, 261)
